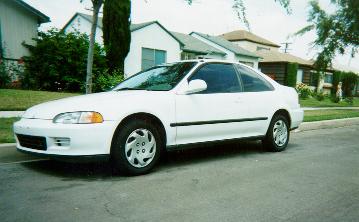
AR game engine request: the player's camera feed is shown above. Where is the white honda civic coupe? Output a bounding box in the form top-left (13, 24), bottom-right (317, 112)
top-left (14, 60), bottom-right (303, 175)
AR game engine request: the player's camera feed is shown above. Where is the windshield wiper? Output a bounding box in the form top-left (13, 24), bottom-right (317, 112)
top-left (115, 87), bottom-right (146, 91)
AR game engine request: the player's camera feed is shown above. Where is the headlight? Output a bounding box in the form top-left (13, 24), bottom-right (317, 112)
top-left (53, 112), bottom-right (104, 124)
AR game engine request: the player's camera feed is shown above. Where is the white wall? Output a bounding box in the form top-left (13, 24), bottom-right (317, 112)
top-left (65, 17), bottom-right (181, 77)
top-left (64, 16), bottom-right (104, 44)
top-left (0, 0), bottom-right (39, 59)
top-left (124, 23), bottom-right (181, 77)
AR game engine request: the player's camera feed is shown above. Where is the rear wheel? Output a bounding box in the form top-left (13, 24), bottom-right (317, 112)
top-left (111, 119), bottom-right (162, 175)
top-left (263, 114), bottom-right (289, 152)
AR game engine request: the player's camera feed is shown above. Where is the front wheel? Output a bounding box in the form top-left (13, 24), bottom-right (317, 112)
top-left (263, 114), bottom-right (289, 152)
top-left (111, 119), bottom-right (162, 175)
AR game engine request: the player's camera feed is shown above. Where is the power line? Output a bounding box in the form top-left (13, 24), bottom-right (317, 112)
top-left (281, 42), bottom-right (292, 53)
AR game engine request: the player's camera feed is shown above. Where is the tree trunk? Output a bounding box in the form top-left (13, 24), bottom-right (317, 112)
top-left (85, 0), bottom-right (103, 94)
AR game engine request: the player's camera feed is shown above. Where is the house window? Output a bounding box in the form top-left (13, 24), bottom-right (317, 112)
top-left (324, 73), bottom-right (333, 84)
top-left (141, 48), bottom-right (167, 70)
top-left (296, 69), bottom-right (303, 84)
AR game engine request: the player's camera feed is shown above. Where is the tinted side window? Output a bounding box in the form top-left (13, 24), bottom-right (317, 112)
top-left (189, 63), bottom-right (241, 93)
top-left (236, 65), bottom-right (274, 92)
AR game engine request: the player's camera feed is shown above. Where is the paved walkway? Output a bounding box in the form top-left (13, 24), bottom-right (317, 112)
top-left (0, 111), bottom-right (25, 118)
top-left (302, 107), bottom-right (359, 111)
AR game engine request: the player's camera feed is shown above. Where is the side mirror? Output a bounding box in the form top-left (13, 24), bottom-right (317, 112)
top-left (182, 79), bottom-right (207, 94)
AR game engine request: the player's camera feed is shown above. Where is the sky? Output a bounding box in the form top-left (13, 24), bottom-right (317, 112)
top-left (24, 0), bottom-right (359, 71)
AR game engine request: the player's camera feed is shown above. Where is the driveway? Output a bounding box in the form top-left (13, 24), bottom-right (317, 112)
top-left (1, 125), bottom-right (358, 222)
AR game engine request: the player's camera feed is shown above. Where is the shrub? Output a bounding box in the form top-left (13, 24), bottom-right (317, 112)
top-left (22, 29), bottom-right (107, 92)
top-left (296, 83), bottom-right (312, 99)
top-left (344, 97), bottom-right (354, 105)
top-left (0, 61), bottom-right (10, 88)
top-left (341, 72), bottom-right (358, 97)
top-left (315, 91), bottom-right (325, 101)
top-left (286, 63), bottom-right (298, 87)
top-left (93, 69), bottom-right (124, 92)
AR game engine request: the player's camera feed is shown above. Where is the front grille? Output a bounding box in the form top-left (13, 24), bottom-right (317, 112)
top-left (16, 134), bottom-right (47, 151)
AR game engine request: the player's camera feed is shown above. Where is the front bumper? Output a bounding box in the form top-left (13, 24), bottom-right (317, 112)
top-left (14, 118), bottom-right (117, 158)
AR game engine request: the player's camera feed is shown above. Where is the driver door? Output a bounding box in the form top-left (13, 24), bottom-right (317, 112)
top-left (174, 63), bottom-right (251, 145)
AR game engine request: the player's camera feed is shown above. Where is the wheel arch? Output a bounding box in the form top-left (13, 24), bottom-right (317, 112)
top-left (272, 109), bottom-right (291, 127)
top-left (110, 112), bottom-right (167, 152)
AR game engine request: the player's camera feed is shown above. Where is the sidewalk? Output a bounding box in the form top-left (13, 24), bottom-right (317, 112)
top-left (0, 111), bottom-right (25, 118)
top-left (302, 107), bottom-right (359, 111)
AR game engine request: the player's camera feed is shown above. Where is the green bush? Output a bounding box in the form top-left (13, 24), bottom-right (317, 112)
top-left (22, 29), bottom-right (107, 92)
top-left (315, 91), bottom-right (325, 101)
top-left (93, 69), bottom-right (124, 92)
top-left (296, 83), bottom-right (312, 99)
top-left (344, 97), bottom-right (354, 105)
top-left (341, 72), bottom-right (358, 97)
top-left (286, 63), bottom-right (298, 87)
top-left (0, 61), bottom-right (10, 88)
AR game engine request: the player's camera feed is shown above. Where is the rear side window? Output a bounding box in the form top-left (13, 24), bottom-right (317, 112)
top-left (236, 65), bottom-right (274, 92)
top-left (189, 63), bottom-right (241, 93)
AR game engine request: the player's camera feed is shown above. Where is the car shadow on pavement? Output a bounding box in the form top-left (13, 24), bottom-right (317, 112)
top-left (21, 140), bottom-right (289, 180)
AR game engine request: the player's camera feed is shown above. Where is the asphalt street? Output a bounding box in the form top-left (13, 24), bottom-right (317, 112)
top-left (1, 125), bottom-right (358, 222)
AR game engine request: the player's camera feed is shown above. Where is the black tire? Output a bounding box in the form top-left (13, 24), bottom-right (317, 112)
top-left (111, 119), bottom-right (163, 175)
top-left (263, 114), bottom-right (290, 152)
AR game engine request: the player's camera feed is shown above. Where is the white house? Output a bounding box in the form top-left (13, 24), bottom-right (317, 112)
top-left (0, 0), bottom-right (49, 62)
top-left (63, 13), bottom-right (261, 76)
top-left (64, 13), bottom-right (183, 77)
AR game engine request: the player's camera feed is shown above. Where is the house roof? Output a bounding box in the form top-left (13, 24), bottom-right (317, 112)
top-left (170, 31), bottom-right (225, 55)
top-left (64, 13), bottom-right (184, 46)
top-left (190, 32), bottom-right (260, 58)
top-left (256, 50), bottom-right (313, 66)
top-left (13, 0), bottom-right (50, 24)
top-left (220, 30), bottom-right (280, 48)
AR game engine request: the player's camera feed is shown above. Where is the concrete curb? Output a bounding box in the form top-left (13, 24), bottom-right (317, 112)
top-left (297, 117), bottom-right (359, 132)
top-left (0, 143), bottom-right (16, 148)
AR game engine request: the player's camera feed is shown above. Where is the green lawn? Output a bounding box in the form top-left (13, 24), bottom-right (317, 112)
top-left (0, 89), bottom-right (80, 111)
top-left (300, 97), bottom-right (359, 107)
top-left (0, 118), bottom-right (19, 143)
top-left (304, 109), bottom-right (359, 122)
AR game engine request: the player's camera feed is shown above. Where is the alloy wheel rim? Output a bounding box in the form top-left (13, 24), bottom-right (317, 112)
top-left (125, 128), bottom-right (156, 168)
top-left (273, 120), bottom-right (288, 147)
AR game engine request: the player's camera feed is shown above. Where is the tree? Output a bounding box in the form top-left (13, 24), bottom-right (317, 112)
top-left (22, 29), bottom-right (106, 92)
top-left (186, 0), bottom-right (291, 31)
top-left (296, 0), bottom-right (359, 70)
top-left (103, 0), bottom-right (131, 74)
top-left (82, 0), bottom-right (103, 94)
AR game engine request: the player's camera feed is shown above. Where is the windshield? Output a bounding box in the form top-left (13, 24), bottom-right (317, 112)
top-left (113, 62), bottom-right (197, 91)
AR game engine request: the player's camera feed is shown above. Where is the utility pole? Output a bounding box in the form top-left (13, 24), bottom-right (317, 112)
top-left (281, 42), bottom-right (292, 53)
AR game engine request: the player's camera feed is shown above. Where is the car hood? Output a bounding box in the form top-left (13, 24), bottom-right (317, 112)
top-left (22, 90), bottom-right (156, 120)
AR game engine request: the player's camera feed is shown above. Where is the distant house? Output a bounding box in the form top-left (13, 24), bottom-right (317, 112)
top-left (63, 13), bottom-right (261, 76)
top-left (64, 13), bottom-right (184, 77)
top-left (219, 30), bottom-right (333, 91)
top-left (190, 32), bottom-right (261, 69)
top-left (0, 0), bottom-right (49, 63)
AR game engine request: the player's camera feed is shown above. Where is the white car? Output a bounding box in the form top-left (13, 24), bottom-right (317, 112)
top-left (14, 60), bottom-right (303, 175)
